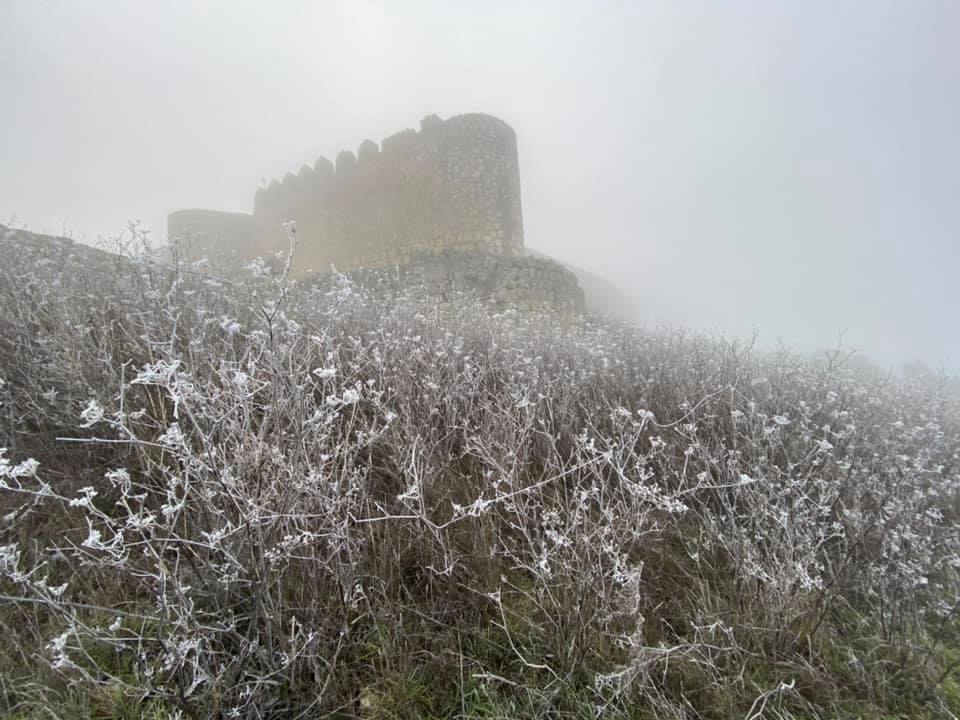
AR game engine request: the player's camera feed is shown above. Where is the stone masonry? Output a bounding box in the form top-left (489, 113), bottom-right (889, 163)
top-left (168, 113), bottom-right (583, 312)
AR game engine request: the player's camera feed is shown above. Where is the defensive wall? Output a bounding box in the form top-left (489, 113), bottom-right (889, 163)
top-left (168, 113), bottom-right (583, 313)
top-left (342, 250), bottom-right (584, 314)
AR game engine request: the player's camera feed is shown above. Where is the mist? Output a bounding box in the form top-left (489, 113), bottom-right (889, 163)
top-left (3, 0), bottom-right (958, 370)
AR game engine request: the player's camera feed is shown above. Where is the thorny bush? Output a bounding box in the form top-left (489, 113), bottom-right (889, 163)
top-left (1, 223), bottom-right (960, 719)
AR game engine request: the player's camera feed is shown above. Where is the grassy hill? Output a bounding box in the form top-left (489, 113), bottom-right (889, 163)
top-left (2, 225), bottom-right (960, 719)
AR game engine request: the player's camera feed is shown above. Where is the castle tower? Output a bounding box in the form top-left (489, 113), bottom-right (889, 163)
top-left (168, 113), bottom-right (524, 277)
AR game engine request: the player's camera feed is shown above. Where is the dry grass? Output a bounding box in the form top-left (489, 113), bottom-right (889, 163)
top-left (1, 222), bottom-right (960, 719)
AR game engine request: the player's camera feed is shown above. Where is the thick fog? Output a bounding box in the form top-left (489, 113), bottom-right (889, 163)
top-left (2, 1), bottom-right (958, 370)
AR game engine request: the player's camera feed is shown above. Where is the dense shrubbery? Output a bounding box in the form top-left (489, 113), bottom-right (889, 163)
top-left (2, 224), bottom-right (960, 718)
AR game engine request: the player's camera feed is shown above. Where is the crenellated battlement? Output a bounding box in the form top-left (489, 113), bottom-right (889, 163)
top-left (166, 113), bottom-right (583, 312)
top-left (231, 113), bottom-right (523, 274)
top-left (169, 113), bottom-right (527, 275)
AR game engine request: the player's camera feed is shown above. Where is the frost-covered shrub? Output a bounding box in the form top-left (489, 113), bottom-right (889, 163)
top-left (1, 225), bottom-right (959, 718)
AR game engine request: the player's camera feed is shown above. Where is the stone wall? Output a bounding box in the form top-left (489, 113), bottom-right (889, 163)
top-left (250, 113), bottom-right (524, 276)
top-left (166, 113), bottom-right (585, 314)
top-left (323, 250), bottom-right (584, 315)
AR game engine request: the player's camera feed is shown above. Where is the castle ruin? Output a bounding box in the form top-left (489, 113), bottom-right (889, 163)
top-left (169, 113), bottom-right (583, 312)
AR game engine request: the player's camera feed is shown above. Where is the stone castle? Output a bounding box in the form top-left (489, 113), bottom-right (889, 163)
top-left (168, 113), bottom-right (583, 312)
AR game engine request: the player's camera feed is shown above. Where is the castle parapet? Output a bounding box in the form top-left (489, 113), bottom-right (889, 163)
top-left (253, 113), bottom-right (524, 274)
top-left (170, 113), bottom-right (526, 277)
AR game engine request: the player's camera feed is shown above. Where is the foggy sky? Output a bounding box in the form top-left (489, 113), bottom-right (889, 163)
top-left (3, 1), bottom-right (958, 370)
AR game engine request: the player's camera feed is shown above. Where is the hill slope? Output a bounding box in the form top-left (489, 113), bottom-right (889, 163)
top-left (526, 246), bottom-right (638, 319)
top-left (2, 227), bottom-right (960, 719)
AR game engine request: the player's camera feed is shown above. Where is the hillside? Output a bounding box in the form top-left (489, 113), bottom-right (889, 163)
top-left (526, 247), bottom-right (638, 320)
top-left (2, 227), bottom-right (960, 719)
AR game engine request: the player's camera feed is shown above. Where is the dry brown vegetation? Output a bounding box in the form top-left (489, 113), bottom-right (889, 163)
top-left (2, 223), bottom-right (960, 719)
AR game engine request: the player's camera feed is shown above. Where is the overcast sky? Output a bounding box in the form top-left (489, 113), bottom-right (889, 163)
top-left (2, 1), bottom-right (958, 370)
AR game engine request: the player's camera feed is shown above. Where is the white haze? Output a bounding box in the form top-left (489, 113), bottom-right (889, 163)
top-left (2, 1), bottom-right (958, 371)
